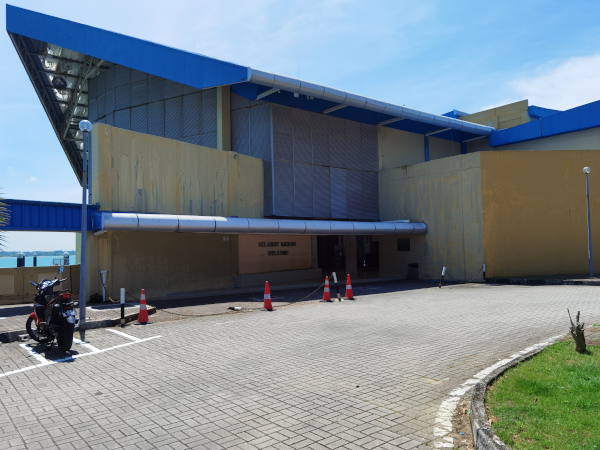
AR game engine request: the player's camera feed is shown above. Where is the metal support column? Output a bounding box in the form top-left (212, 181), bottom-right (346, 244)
top-left (78, 120), bottom-right (93, 340)
top-left (583, 167), bottom-right (594, 277)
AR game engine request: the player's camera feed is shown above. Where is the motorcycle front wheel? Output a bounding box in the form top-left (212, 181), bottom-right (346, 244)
top-left (56, 324), bottom-right (74, 352)
top-left (25, 316), bottom-right (53, 344)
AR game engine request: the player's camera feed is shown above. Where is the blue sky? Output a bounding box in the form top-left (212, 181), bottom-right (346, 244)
top-left (2, 0), bottom-right (600, 251)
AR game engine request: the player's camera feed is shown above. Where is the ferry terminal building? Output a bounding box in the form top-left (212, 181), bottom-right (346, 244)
top-left (5, 5), bottom-right (600, 299)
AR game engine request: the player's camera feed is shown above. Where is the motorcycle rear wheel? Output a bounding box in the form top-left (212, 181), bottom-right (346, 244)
top-left (56, 324), bottom-right (74, 352)
top-left (25, 316), bottom-right (53, 344)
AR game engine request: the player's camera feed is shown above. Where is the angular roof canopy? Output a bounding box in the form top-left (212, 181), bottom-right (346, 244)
top-left (6, 4), bottom-right (495, 181)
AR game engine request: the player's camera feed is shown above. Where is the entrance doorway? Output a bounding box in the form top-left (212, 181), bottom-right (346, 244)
top-left (317, 236), bottom-right (345, 276)
top-left (357, 236), bottom-right (379, 278)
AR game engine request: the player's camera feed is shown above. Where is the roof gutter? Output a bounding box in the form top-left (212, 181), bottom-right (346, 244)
top-left (98, 212), bottom-right (427, 235)
top-left (248, 69), bottom-right (495, 136)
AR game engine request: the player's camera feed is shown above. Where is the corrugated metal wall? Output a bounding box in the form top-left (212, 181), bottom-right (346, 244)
top-left (88, 65), bottom-right (217, 148)
top-left (230, 95), bottom-right (379, 220)
top-left (271, 105), bottom-right (378, 220)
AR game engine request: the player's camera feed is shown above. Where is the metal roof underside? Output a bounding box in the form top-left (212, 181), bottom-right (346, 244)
top-left (6, 4), bottom-right (494, 181)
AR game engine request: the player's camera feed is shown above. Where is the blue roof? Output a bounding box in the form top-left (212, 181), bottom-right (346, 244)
top-left (490, 100), bottom-right (600, 146)
top-left (528, 105), bottom-right (560, 119)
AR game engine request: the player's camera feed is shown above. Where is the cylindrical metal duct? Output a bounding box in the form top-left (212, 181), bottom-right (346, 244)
top-left (99, 212), bottom-right (427, 235)
top-left (248, 69), bottom-right (494, 136)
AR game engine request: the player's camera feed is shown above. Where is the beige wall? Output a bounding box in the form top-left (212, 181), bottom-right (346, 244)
top-left (238, 235), bottom-right (312, 274)
top-left (480, 150), bottom-right (600, 278)
top-left (85, 231), bottom-right (236, 299)
top-left (461, 100), bottom-right (530, 129)
top-left (91, 124), bottom-right (263, 217)
top-left (378, 127), bottom-right (461, 169)
top-left (379, 153), bottom-right (484, 281)
top-left (0, 265), bottom-right (79, 304)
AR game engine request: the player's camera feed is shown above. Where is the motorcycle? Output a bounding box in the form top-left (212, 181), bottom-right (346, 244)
top-left (26, 278), bottom-right (77, 352)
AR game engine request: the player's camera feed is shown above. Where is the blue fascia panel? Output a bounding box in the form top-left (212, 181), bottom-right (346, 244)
top-left (528, 105), bottom-right (560, 119)
top-left (2, 199), bottom-right (97, 232)
top-left (6, 5), bottom-right (249, 90)
top-left (443, 109), bottom-right (468, 119)
top-left (490, 99), bottom-right (600, 146)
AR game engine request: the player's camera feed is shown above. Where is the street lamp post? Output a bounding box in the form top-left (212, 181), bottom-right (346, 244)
top-left (78, 120), bottom-right (93, 340)
top-left (583, 166), bottom-right (594, 277)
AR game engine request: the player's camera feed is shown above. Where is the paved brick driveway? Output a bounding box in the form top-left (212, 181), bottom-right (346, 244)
top-left (1, 283), bottom-right (599, 449)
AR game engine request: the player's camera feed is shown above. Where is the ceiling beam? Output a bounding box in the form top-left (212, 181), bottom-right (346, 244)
top-left (425, 127), bottom-right (451, 137)
top-left (322, 104), bottom-right (348, 114)
top-left (256, 87), bottom-right (280, 101)
top-left (378, 117), bottom-right (404, 126)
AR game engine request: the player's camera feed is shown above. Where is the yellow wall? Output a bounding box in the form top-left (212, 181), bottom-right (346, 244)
top-left (91, 124), bottom-right (263, 217)
top-left (480, 150), bottom-right (600, 278)
top-left (461, 100), bottom-right (530, 130)
top-left (378, 126), bottom-right (461, 169)
top-left (0, 265), bottom-right (79, 304)
top-left (379, 153), bottom-right (484, 281)
top-left (86, 231), bottom-right (236, 299)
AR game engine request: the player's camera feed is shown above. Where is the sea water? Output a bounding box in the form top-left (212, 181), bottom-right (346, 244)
top-left (0, 255), bottom-right (75, 268)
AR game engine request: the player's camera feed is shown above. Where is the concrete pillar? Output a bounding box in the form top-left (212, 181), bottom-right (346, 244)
top-left (217, 86), bottom-right (231, 151)
top-left (343, 236), bottom-right (358, 277)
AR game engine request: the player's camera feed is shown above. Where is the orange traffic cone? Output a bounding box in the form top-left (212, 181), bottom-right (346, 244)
top-left (322, 276), bottom-right (332, 302)
top-left (344, 274), bottom-right (354, 300)
top-left (263, 281), bottom-right (273, 311)
top-left (138, 289), bottom-right (149, 324)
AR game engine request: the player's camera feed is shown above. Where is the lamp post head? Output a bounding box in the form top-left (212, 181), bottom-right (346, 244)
top-left (583, 166), bottom-right (592, 175)
top-left (78, 120), bottom-right (93, 133)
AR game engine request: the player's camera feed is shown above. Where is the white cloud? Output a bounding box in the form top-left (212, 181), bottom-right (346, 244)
top-left (506, 54), bottom-right (600, 110)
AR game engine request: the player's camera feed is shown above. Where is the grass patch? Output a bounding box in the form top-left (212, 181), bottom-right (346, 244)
top-left (486, 341), bottom-right (600, 449)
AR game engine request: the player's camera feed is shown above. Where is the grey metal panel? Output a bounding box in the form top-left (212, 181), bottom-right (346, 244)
top-left (148, 101), bottom-right (165, 136)
top-left (182, 135), bottom-right (205, 146)
top-left (263, 160), bottom-right (273, 216)
top-left (312, 131), bottom-right (330, 166)
top-left (231, 109), bottom-right (249, 155)
top-left (114, 83), bottom-right (130, 110)
top-left (305, 220), bottom-right (331, 234)
top-left (165, 97), bottom-right (183, 139)
top-left (96, 93), bottom-right (106, 118)
top-left (131, 105), bottom-right (148, 133)
top-left (183, 92), bottom-right (202, 137)
top-left (130, 69), bottom-right (147, 82)
top-left (137, 214), bottom-right (178, 231)
top-left (201, 89), bottom-right (217, 134)
top-left (131, 79), bottom-right (148, 106)
top-left (361, 124), bottom-right (378, 171)
top-left (104, 88), bottom-right (115, 113)
top-left (114, 65), bottom-right (131, 86)
top-left (164, 80), bottom-right (184, 98)
top-left (249, 104), bottom-right (271, 160)
top-left (148, 77), bottom-right (166, 102)
top-left (294, 134), bottom-right (312, 164)
top-left (330, 167), bottom-right (348, 219)
top-left (277, 219), bottom-right (306, 234)
top-left (272, 105), bottom-right (293, 134)
top-left (273, 132), bottom-right (293, 161)
top-left (312, 165), bottom-right (330, 218)
top-left (178, 215), bottom-right (216, 232)
top-left (114, 109), bottom-right (130, 129)
top-left (88, 100), bottom-right (97, 121)
top-left (201, 132), bottom-right (217, 148)
top-left (273, 159), bottom-right (294, 216)
top-left (293, 163), bottom-right (313, 217)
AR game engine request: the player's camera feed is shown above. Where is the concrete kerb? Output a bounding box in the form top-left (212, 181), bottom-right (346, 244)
top-left (0, 306), bottom-right (156, 343)
top-left (469, 335), bottom-right (565, 450)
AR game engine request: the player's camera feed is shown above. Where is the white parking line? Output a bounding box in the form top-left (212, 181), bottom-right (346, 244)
top-left (0, 317), bottom-right (7, 320)
top-left (73, 338), bottom-right (100, 352)
top-left (105, 328), bottom-right (141, 341)
top-left (19, 343), bottom-right (52, 365)
top-left (1, 333), bottom-right (160, 379)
